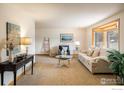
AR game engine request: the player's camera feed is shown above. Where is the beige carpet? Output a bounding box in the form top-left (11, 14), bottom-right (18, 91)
top-left (16, 55), bottom-right (115, 85)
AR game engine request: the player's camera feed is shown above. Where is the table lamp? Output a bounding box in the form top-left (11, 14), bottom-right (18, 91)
top-left (21, 37), bottom-right (31, 55)
top-left (74, 41), bottom-right (80, 51)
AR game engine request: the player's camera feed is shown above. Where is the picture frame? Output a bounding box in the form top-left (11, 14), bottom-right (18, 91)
top-left (6, 22), bottom-right (21, 56)
top-left (60, 33), bottom-right (73, 42)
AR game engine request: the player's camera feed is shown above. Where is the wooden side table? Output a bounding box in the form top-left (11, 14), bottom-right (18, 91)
top-left (0, 55), bottom-right (34, 85)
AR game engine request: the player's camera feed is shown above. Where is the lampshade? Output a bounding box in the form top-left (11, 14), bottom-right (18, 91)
top-left (75, 41), bottom-right (80, 46)
top-left (21, 37), bottom-right (31, 45)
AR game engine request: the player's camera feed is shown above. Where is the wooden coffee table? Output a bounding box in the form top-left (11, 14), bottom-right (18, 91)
top-left (56, 55), bottom-right (72, 67)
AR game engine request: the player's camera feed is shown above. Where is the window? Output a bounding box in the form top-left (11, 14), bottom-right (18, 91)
top-left (95, 32), bottom-right (103, 47)
top-left (92, 19), bottom-right (119, 50)
top-left (107, 30), bottom-right (118, 49)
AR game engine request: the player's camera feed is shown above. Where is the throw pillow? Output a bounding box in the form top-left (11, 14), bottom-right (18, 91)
top-left (87, 48), bottom-right (94, 56)
top-left (92, 48), bottom-right (100, 57)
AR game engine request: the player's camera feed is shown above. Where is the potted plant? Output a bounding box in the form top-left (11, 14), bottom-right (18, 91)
top-left (107, 49), bottom-right (124, 85)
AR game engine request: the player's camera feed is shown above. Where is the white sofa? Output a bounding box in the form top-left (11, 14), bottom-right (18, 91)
top-left (78, 48), bottom-right (113, 74)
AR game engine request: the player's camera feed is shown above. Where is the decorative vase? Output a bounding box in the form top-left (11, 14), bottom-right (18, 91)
top-left (64, 51), bottom-right (67, 56)
top-left (9, 49), bottom-right (14, 62)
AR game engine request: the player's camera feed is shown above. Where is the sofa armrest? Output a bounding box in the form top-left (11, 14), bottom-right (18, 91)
top-left (92, 56), bottom-right (109, 63)
top-left (91, 57), bottom-right (112, 73)
top-left (96, 58), bottom-right (109, 63)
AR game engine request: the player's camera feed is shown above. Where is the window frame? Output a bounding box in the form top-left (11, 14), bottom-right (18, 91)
top-left (92, 19), bottom-right (120, 50)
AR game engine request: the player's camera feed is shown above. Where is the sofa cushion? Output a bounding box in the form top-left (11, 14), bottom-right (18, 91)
top-left (99, 48), bottom-right (108, 56)
top-left (92, 48), bottom-right (100, 57)
top-left (87, 48), bottom-right (94, 56)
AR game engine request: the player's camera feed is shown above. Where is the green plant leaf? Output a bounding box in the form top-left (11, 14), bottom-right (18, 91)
top-left (107, 49), bottom-right (124, 77)
top-left (109, 62), bottom-right (119, 73)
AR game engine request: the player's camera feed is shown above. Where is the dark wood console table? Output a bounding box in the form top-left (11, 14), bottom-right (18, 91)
top-left (0, 55), bottom-right (34, 85)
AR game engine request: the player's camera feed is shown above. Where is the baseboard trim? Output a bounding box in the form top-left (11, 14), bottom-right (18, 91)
top-left (35, 54), bottom-right (50, 56)
top-left (35, 54), bottom-right (56, 58)
top-left (8, 63), bottom-right (36, 85)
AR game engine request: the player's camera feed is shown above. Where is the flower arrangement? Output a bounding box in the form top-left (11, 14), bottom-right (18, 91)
top-left (7, 30), bottom-right (20, 51)
top-left (7, 30), bottom-right (20, 62)
top-left (0, 30), bottom-right (20, 62)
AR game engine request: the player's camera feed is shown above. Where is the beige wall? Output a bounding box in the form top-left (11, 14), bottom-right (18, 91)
top-left (35, 27), bottom-right (87, 54)
top-left (0, 5), bottom-right (35, 85)
top-left (86, 10), bottom-right (124, 52)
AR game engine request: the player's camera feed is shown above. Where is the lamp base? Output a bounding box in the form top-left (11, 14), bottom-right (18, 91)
top-left (26, 46), bottom-right (28, 56)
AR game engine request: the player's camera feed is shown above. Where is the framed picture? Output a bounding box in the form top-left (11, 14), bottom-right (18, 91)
top-left (6, 22), bottom-right (21, 56)
top-left (60, 33), bottom-right (73, 42)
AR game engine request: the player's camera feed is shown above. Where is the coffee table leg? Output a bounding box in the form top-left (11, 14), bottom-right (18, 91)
top-left (68, 60), bottom-right (70, 65)
top-left (58, 59), bottom-right (60, 65)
